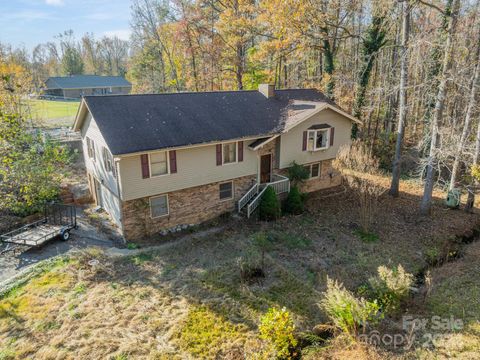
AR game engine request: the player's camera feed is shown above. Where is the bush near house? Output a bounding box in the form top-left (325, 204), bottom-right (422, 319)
top-left (259, 186), bottom-right (281, 221)
top-left (284, 186), bottom-right (305, 215)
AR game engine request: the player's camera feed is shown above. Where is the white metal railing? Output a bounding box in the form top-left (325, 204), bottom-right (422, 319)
top-left (238, 183), bottom-right (259, 212)
top-left (242, 174), bottom-right (291, 218)
top-left (268, 174), bottom-right (290, 194)
top-left (247, 185), bottom-right (268, 218)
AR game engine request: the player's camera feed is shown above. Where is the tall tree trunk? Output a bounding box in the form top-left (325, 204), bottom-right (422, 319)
top-left (323, 37), bottom-right (335, 99)
top-left (420, 0), bottom-right (460, 215)
top-left (390, 0), bottom-right (411, 197)
top-left (449, 28), bottom-right (480, 190)
top-left (466, 120), bottom-right (480, 211)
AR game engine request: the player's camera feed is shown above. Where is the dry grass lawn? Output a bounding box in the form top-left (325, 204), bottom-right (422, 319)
top-left (1, 175), bottom-right (479, 359)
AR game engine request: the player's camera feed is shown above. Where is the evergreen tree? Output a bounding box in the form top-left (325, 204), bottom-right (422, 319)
top-left (61, 47), bottom-right (84, 75)
top-left (259, 186), bottom-right (281, 221)
top-left (284, 186), bottom-right (304, 215)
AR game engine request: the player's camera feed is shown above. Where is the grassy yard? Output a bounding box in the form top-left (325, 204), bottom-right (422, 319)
top-left (0, 176), bottom-right (479, 359)
top-left (24, 99), bottom-right (80, 128)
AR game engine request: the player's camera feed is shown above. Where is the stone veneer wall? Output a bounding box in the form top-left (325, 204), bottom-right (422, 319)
top-left (121, 174), bottom-right (256, 240)
top-left (278, 159), bottom-right (342, 193)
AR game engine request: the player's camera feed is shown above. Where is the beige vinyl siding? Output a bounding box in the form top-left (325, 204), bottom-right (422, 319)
top-left (118, 142), bottom-right (258, 201)
top-left (279, 108), bottom-right (352, 168)
top-left (98, 182), bottom-right (122, 226)
top-left (80, 113), bottom-right (120, 200)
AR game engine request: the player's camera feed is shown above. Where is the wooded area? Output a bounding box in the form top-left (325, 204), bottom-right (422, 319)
top-left (1, 0), bottom-right (479, 214)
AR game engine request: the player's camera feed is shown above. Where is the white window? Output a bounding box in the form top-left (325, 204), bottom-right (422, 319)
top-left (150, 195), bottom-right (169, 218)
top-left (310, 162), bottom-right (321, 178)
top-left (307, 129), bottom-right (329, 151)
top-left (86, 137), bottom-right (95, 160)
top-left (150, 151), bottom-right (169, 176)
top-left (219, 182), bottom-right (233, 200)
top-left (223, 142), bottom-right (237, 164)
top-left (102, 147), bottom-right (115, 176)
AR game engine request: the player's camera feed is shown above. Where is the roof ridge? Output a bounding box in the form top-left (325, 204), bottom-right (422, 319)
top-left (82, 88), bottom-right (321, 98)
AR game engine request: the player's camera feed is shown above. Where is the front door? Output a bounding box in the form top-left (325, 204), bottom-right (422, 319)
top-left (260, 154), bottom-right (272, 183)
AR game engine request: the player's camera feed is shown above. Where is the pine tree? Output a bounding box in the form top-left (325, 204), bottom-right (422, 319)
top-left (284, 186), bottom-right (304, 215)
top-left (259, 186), bottom-right (281, 221)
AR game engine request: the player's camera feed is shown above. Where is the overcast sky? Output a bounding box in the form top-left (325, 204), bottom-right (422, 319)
top-left (0, 0), bottom-right (132, 50)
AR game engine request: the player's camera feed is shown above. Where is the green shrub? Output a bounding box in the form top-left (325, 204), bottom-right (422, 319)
top-left (368, 264), bottom-right (414, 313)
top-left (259, 186), bottom-right (281, 221)
top-left (320, 277), bottom-right (380, 336)
top-left (259, 307), bottom-right (297, 359)
top-left (267, 230), bottom-right (312, 249)
top-left (287, 161), bottom-right (310, 185)
top-left (354, 229), bottom-right (379, 243)
top-left (284, 186), bottom-right (304, 215)
top-left (126, 242), bottom-right (139, 250)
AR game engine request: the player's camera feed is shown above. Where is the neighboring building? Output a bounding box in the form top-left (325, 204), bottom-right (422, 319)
top-left (44, 75), bottom-right (131, 99)
top-left (73, 84), bottom-right (360, 240)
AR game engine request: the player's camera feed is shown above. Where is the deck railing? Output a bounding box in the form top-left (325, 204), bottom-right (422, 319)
top-left (268, 174), bottom-right (290, 195)
top-left (238, 183), bottom-right (259, 212)
top-left (240, 174), bottom-right (291, 218)
top-left (247, 185), bottom-right (268, 218)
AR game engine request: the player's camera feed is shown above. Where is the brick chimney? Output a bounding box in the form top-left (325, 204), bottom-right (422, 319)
top-left (259, 84), bottom-right (275, 98)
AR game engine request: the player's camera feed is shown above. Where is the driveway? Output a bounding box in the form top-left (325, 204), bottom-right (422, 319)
top-left (0, 208), bottom-right (120, 285)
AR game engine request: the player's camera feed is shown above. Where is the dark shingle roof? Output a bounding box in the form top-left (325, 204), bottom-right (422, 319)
top-left (46, 75), bottom-right (131, 89)
top-left (83, 89), bottom-right (335, 155)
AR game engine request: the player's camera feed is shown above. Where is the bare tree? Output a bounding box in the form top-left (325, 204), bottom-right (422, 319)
top-left (390, 0), bottom-right (411, 197)
top-left (420, 0), bottom-right (461, 215)
top-left (449, 26), bottom-right (480, 191)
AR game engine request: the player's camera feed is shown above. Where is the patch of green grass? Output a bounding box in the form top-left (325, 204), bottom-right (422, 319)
top-left (0, 348), bottom-right (16, 360)
top-left (111, 353), bottom-right (129, 360)
top-left (427, 269), bottom-right (480, 322)
top-left (130, 252), bottom-right (153, 265)
top-left (25, 99), bottom-right (79, 127)
top-left (354, 229), bottom-right (379, 243)
top-left (126, 242), bottom-right (139, 250)
top-left (36, 320), bottom-right (61, 331)
top-left (0, 256), bottom-right (70, 300)
top-left (268, 230), bottom-right (312, 249)
top-left (177, 306), bottom-right (246, 358)
top-left (73, 283), bottom-right (87, 296)
top-left (425, 246), bottom-right (440, 265)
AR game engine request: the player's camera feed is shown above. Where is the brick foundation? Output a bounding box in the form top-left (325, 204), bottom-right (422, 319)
top-left (121, 175), bottom-right (256, 240)
top-left (278, 159), bottom-right (341, 193)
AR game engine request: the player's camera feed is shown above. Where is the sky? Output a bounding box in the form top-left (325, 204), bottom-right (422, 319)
top-left (0, 0), bottom-right (133, 50)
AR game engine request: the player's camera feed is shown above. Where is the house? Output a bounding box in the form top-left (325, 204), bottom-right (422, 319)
top-left (73, 85), bottom-right (360, 240)
top-left (44, 75), bottom-right (131, 99)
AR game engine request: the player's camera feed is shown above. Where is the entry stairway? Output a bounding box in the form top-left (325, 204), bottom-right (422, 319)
top-left (237, 174), bottom-right (290, 218)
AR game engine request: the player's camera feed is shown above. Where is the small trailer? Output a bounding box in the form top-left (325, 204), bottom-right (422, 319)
top-left (0, 204), bottom-right (77, 255)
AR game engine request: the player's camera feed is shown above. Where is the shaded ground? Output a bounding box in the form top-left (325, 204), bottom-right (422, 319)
top-left (0, 176), bottom-right (479, 359)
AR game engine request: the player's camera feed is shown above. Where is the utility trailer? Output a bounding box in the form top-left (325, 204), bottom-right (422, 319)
top-left (0, 204), bottom-right (77, 255)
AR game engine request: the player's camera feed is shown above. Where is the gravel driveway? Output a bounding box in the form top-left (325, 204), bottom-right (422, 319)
top-left (0, 208), bottom-right (121, 284)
